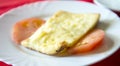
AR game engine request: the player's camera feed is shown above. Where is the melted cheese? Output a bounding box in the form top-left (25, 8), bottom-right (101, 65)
top-left (21, 11), bottom-right (100, 55)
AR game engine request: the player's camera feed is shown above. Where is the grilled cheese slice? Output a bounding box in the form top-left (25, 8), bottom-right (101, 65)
top-left (21, 11), bottom-right (100, 55)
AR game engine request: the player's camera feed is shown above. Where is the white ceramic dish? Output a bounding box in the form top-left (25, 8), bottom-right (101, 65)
top-left (0, 1), bottom-right (120, 66)
top-left (94, 0), bottom-right (120, 11)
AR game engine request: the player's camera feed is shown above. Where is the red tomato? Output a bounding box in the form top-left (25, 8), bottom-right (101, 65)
top-left (68, 29), bottom-right (105, 54)
top-left (12, 18), bottom-right (45, 44)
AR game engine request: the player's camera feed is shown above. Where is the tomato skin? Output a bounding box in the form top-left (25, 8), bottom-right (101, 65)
top-left (12, 18), bottom-right (45, 44)
top-left (68, 29), bottom-right (105, 54)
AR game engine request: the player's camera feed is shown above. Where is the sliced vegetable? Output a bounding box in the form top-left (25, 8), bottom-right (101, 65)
top-left (11, 18), bottom-right (45, 44)
top-left (68, 29), bottom-right (105, 54)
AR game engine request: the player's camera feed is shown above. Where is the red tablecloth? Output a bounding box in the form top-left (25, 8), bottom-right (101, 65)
top-left (0, 0), bottom-right (120, 66)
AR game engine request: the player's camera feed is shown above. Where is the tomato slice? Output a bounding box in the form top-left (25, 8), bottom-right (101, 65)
top-left (68, 29), bottom-right (105, 54)
top-left (12, 18), bottom-right (45, 44)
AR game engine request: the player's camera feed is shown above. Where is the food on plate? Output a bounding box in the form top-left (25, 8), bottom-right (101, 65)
top-left (21, 11), bottom-right (100, 55)
top-left (11, 18), bottom-right (45, 44)
top-left (68, 29), bottom-right (104, 54)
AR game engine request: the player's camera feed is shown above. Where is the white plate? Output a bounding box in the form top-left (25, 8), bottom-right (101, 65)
top-left (0, 1), bottom-right (120, 66)
top-left (94, 0), bottom-right (120, 11)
